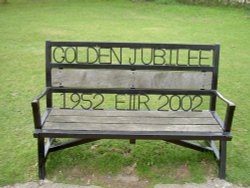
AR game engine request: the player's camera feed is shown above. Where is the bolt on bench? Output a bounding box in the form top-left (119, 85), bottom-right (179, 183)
top-left (32, 41), bottom-right (235, 180)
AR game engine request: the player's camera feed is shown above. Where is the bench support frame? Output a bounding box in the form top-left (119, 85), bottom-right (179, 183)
top-left (219, 140), bottom-right (227, 179)
top-left (38, 136), bottom-right (46, 180)
top-left (37, 137), bottom-right (228, 180)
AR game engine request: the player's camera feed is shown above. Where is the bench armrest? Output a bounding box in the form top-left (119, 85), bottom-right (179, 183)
top-left (31, 87), bottom-right (50, 129)
top-left (32, 87), bottom-right (50, 103)
top-left (213, 90), bottom-right (236, 132)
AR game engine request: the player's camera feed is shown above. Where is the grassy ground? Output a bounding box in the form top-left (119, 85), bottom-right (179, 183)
top-left (0, 0), bottom-right (250, 187)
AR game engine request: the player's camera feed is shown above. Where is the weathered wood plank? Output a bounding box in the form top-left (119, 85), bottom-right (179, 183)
top-left (50, 109), bottom-right (213, 118)
top-left (51, 69), bottom-right (212, 90)
top-left (46, 116), bottom-right (218, 125)
top-left (52, 69), bottom-right (132, 88)
top-left (134, 70), bottom-right (212, 90)
top-left (43, 122), bottom-right (222, 133)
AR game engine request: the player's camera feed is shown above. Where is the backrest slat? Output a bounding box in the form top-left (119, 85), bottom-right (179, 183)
top-left (51, 69), bottom-right (212, 90)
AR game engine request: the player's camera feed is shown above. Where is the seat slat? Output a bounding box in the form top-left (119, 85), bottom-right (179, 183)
top-left (43, 122), bottom-right (222, 133)
top-left (46, 116), bottom-right (218, 125)
top-left (49, 109), bottom-right (213, 118)
top-left (43, 109), bottom-right (222, 133)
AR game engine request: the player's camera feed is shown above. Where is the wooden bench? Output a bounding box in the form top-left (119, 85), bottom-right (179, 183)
top-left (32, 41), bottom-right (235, 180)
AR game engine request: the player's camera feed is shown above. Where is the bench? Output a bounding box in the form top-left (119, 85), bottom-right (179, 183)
top-left (32, 41), bottom-right (235, 180)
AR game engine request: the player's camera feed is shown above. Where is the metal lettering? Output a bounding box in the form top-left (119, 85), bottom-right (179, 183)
top-left (188, 50), bottom-right (199, 66)
top-left (87, 47), bottom-right (99, 64)
top-left (192, 95), bottom-right (203, 111)
top-left (115, 94), bottom-right (126, 110)
top-left (92, 94), bottom-right (104, 110)
top-left (61, 93), bottom-right (66, 109)
top-left (176, 49), bottom-right (179, 66)
top-left (111, 48), bottom-right (122, 64)
top-left (74, 47), bottom-right (87, 64)
top-left (70, 93), bottom-right (81, 109)
top-left (80, 94), bottom-right (93, 110)
top-left (141, 48), bottom-right (153, 65)
top-left (169, 49), bottom-right (172, 65)
top-left (132, 94), bottom-right (136, 110)
top-left (129, 94), bottom-right (132, 110)
top-left (99, 48), bottom-right (111, 64)
top-left (199, 50), bottom-right (209, 66)
top-left (65, 47), bottom-right (77, 64)
top-left (153, 49), bottom-right (166, 65)
top-left (138, 94), bottom-right (150, 110)
top-left (52, 45), bottom-right (212, 66)
top-left (75, 47), bottom-right (80, 64)
top-left (181, 95), bottom-right (192, 111)
top-left (170, 95), bottom-right (184, 111)
top-left (128, 48), bottom-right (137, 65)
top-left (59, 93), bottom-right (204, 111)
top-left (128, 94), bottom-right (136, 110)
top-left (199, 50), bottom-right (202, 66)
top-left (188, 49), bottom-right (191, 66)
top-left (53, 47), bottom-right (65, 63)
top-left (158, 95), bottom-right (170, 111)
top-left (177, 49), bottom-right (189, 66)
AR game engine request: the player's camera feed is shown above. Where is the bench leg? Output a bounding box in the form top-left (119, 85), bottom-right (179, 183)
top-left (219, 140), bottom-right (227, 179)
top-left (38, 136), bottom-right (46, 180)
top-left (130, 139), bottom-right (136, 144)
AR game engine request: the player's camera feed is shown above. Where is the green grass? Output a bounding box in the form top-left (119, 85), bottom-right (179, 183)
top-left (0, 0), bottom-right (250, 186)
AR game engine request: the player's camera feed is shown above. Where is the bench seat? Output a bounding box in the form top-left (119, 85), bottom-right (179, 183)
top-left (34, 108), bottom-right (230, 140)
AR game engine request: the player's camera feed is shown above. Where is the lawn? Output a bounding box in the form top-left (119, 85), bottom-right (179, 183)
top-left (0, 0), bottom-right (249, 187)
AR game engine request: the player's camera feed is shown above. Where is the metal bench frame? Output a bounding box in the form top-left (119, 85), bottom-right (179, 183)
top-left (32, 41), bottom-right (235, 180)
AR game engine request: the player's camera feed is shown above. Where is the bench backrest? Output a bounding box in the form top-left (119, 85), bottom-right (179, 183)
top-left (46, 41), bottom-right (219, 90)
top-left (45, 41), bottom-right (220, 110)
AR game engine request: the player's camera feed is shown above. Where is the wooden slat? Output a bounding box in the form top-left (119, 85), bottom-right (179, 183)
top-left (50, 109), bottom-right (213, 118)
top-left (43, 122), bottom-right (222, 133)
top-left (51, 69), bottom-right (212, 90)
top-left (134, 70), bottom-right (212, 90)
top-left (44, 109), bottom-right (221, 134)
top-left (46, 116), bottom-right (218, 125)
top-left (52, 69), bottom-right (132, 88)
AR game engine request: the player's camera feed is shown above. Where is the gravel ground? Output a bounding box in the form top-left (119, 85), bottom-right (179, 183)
top-left (1, 178), bottom-right (247, 188)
